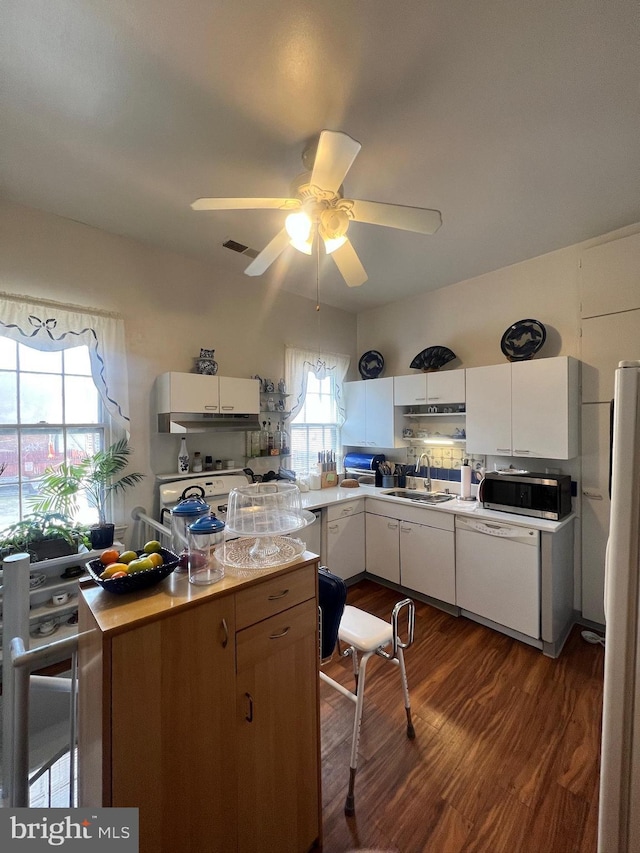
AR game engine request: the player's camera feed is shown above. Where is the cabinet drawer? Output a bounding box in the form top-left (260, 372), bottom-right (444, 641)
top-left (235, 565), bottom-right (316, 630)
top-left (326, 500), bottom-right (364, 522)
top-left (236, 597), bottom-right (317, 672)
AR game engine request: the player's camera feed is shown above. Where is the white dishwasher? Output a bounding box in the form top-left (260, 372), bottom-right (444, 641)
top-left (455, 515), bottom-right (540, 639)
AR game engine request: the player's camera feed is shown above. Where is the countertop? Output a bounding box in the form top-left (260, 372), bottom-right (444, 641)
top-left (298, 483), bottom-right (574, 533)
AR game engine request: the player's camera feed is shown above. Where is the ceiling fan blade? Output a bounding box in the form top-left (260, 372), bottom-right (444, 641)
top-left (310, 131), bottom-right (361, 194)
top-left (349, 199), bottom-right (442, 235)
top-left (191, 197), bottom-right (295, 211)
top-left (330, 239), bottom-right (368, 288)
top-left (244, 228), bottom-right (291, 276)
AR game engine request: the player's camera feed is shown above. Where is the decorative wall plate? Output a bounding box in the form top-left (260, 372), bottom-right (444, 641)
top-left (358, 350), bottom-right (385, 379)
top-left (409, 346), bottom-right (456, 372)
top-left (500, 319), bottom-right (546, 361)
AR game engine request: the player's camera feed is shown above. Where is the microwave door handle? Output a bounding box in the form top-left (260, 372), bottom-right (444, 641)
top-left (478, 476), bottom-right (486, 503)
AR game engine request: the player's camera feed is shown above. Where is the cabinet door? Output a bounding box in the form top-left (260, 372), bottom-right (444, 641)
top-left (365, 513), bottom-right (400, 583)
top-left (427, 368), bottom-right (466, 404)
top-left (393, 374), bottom-right (427, 405)
top-left (219, 376), bottom-right (260, 413)
top-left (465, 363), bottom-right (512, 455)
top-left (326, 511), bottom-right (365, 580)
top-left (342, 381), bottom-right (367, 445)
top-left (511, 357), bottom-right (578, 459)
top-left (158, 372), bottom-right (220, 413)
top-left (110, 599), bottom-right (236, 853)
top-left (365, 377), bottom-right (395, 447)
top-left (236, 598), bottom-right (320, 853)
top-left (400, 521), bottom-right (455, 604)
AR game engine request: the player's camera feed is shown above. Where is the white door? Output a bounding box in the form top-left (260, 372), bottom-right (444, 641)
top-left (511, 357), bottom-right (578, 459)
top-left (427, 368), bottom-right (466, 404)
top-left (400, 521), bottom-right (455, 604)
top-left (218, 376), bottom-right (260, 413)
top-left (580, 403), bottom-right (610, 624)
top-left (465, 363), bottom-right (511, 455)
top-left (325, 512), bottom-right (365, 580)
top-left (364, 377), bottom-right (395, 448)
top-left (393, 374), bottom-right (427, 406)
top-left (341, 381), bottom-right (367, 446)
top-left (365, 513), bottom-right (400, 583)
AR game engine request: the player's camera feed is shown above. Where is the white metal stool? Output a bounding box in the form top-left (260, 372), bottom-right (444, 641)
top-left (319, 569), bottom-right (415, 816)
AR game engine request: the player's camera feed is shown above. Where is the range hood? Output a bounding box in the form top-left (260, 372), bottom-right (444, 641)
top-left (158, 412), bottom-right (261, 434)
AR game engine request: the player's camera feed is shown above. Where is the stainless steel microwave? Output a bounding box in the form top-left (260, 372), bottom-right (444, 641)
top-left (479, 471), bottom-right (572, 520)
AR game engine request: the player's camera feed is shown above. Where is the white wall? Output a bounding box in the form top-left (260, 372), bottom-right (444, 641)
top-left (0, 199), bottom-right (358, 522)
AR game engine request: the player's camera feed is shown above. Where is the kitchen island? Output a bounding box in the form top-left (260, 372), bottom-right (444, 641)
top-left (78, 551), bottom-right (321, 853)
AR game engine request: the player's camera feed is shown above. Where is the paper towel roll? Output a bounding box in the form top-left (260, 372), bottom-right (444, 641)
top-left (461, 464), bottom-right (472, 499)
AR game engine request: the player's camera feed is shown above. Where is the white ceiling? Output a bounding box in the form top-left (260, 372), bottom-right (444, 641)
top-left (1, 1), bottom-right (639, 313)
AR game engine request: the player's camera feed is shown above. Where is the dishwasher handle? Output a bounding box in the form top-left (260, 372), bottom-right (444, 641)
top-left (456, 515), bottom-right (538, 542)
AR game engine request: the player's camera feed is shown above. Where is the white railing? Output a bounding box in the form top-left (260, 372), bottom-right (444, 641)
top-left (130, 506), bottom-right (172, 551)
top-left (7, 632), bottom-right (80, 807)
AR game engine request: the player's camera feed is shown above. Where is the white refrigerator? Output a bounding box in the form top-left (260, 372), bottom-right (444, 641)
top-left (598, 360), bottom-right (640, 852)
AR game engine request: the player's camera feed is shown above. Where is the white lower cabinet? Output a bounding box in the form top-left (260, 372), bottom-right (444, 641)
top-left (365, 513), bottom-right (400, 583)
top-left (325, 500), bottom-right (365, 581)
top-left (400, 521), bottom-right (456, 605)
top-left (365, 500), bottom-right (455, 604)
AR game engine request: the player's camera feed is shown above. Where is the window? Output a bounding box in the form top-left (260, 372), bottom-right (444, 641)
top-left (0, 339), bottom-right (107, 527)
top-left (290, 372), bottom-right (340, 475)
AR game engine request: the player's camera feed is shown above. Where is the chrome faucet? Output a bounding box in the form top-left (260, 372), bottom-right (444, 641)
top-left (417, 452), bottom-right (432, 491)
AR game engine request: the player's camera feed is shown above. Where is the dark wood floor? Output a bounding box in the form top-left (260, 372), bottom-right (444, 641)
top-left (320, 580), bottom-right (604, 853)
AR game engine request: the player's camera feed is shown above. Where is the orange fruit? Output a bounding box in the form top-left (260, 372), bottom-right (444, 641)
top-left (148, 552), bottom-right (164, 568)
top-left (107, 570), bottom-right (129, 579)
top-left (100, 548), bottom-right (120, 566)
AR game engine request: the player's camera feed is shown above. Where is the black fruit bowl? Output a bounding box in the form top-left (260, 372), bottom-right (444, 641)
top-left (86, 548), bottom-right (180, 595)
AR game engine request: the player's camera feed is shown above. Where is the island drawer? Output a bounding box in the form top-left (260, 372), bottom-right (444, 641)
top-left (236, 597), bottom-right (317, 672)
top-left (235, 564), bottom-right (316, 630)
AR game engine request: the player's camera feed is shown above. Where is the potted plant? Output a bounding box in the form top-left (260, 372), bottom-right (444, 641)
top-left (29, 438), bottom-right (145, 549)
top-left (0, 511), bottom-right (91, 563)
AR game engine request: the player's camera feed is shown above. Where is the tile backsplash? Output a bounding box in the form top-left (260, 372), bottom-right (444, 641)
top-left (405, 445), bottom-right (485, 483)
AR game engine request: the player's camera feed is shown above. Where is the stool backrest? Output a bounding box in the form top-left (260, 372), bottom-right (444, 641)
top-left (318, 567), bottom-right (347, 660)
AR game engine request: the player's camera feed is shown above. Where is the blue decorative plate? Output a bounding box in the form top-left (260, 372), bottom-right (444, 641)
top-left (358, 350), bottom-right (384, 380)
top-left (409, 346), bottom-right (456, 372)
top-left (500, 319), bottom-right (546, 361)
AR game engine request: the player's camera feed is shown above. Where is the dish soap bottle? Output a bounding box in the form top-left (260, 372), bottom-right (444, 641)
top-left (177, 437), bottom-right (190, 474)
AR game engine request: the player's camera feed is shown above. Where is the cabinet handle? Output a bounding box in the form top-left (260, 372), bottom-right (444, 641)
top-left (267, 589), bottom-right (289, 600)
top-left (329, 524), bottom-right (339, 532)
top-left (221, 618), bottom-right (229, 648)
top-left (269, 626), bottom-right (290, 640)
top-left (204, 405), bottom-right (218, 410)
top-left (514, 449), bottom-right (530, 454)
top-left (401, 524), bottom-right (412, 533)
top-left (496, 447), bottom-right (511, 453)
top-left (221, 406), bottom-right (234, 411)
top-left (341, 508), bottom-right (353, 516)
top-left (415, 396), bottom-right (426, 401)
top-left (427, 396), bottom-right (441, 401)
top-left (388, 522), bottom-right (398, 529)
top-left (245, 692), bottom-right (254, 723)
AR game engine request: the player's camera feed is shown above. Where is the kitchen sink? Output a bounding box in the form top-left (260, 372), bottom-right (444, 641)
top-left (381, 489), bottom-right (455, 504)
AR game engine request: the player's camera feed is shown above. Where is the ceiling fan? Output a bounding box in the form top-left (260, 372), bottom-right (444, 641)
top-left (191, 130), bottom-right (442, 288)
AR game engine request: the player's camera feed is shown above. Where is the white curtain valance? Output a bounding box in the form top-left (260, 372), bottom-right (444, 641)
top-left (285, 346), bottom-right (351, 425)
top-left (0, 293), bottom-right (131, 430)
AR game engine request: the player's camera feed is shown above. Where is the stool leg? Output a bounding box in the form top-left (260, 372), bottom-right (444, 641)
top-left (345, 650), bottom-right (372, 816)
top-left (351, 645), bottom-right (360, 691)
top-left (397, 647), bottom-right (415, 739)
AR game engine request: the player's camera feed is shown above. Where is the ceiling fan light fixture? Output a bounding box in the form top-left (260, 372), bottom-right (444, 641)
top-left (323, 234), bottom-right (348, 255)
top-left (285, 211), bottom-right (312, 243)
top-left (290, 236), bottom-right (313, 255)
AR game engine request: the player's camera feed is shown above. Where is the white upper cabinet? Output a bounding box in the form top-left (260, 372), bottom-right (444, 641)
top-left (426, 368), bottom-right (466, 404)
top-left (393, 374), bottom-right (427, 406)
top-left (465, 357), bottom-right (578, 459)
top-left (580, 232), bottom-right (640, 319)
top-left (219, 376), bottom-right (260, 413)
top-left (511, 358), bottom-right (578, 459)
top-left (342, 377), bottom-right (395, 448)
top-left (393, 369), bottom-right (465, 406)
top-left (156, 373), bottom-right (259, 414)
top-left (465, 363), bottom-right (512, 455)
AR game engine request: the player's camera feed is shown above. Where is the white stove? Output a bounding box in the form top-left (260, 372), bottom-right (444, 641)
top-left (158, 472), bottom-right (250, 528)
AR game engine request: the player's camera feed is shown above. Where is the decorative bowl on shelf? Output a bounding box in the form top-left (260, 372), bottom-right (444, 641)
top-left (86, 548), bottom-right (180, 595)
top-left (409, 346), bottom-right (456, 372)
top-left (358, 350), bottom-right (384, 380)
top-left (500, 319), bottom-right (546, 361)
